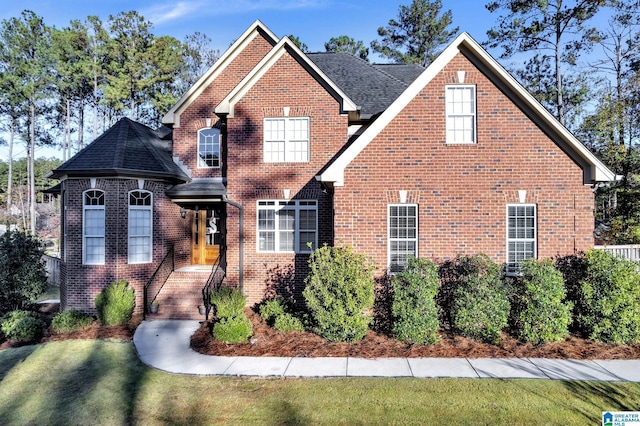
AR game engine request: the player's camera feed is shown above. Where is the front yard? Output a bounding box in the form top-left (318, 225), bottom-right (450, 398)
top-left (1, 339), bottom-right (639, 424)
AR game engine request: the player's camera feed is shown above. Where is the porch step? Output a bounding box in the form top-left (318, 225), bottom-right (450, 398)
top-left (148, 270), bottom-right (211, 320)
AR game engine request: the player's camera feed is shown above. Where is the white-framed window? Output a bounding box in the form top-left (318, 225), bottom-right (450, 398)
top-left (257, 200), bottom-right (317, 253)
top-left (264, 117), bottom-right (309, 162)
top-left (128, 190), bottom-right (153, 264)
top-left (446, 85), bottom-right (476, 144)
top-left (506, 204), bottom-right (537, 275)
top-left (198, 127), bottom-right (221, 168)
top-left (83, 189), bottom-right (105, 265)
top-left (388, 204), bottom-right (418, 272)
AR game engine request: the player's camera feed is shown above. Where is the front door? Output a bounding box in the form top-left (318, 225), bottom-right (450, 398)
top-left (191, 209), bottom-right (220, 265)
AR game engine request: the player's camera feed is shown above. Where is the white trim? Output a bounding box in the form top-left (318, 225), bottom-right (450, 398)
top-left (445, 84), bottom-right (476, 144)
top-left (82, 189), bottom-right (105, 265)
top-left (506, 203), bottom-right (537, 275)
top-left (197, 127), bottom-right (222, 168)
top-left (388, 203), bottom-right (418, 272)
top-left (162, 20), bottom-right (279, 127)
top-left (263, 117), bottom-right (310, 162)
top-left (317, 32), bottom-right (616, 185)
top-left (216, 36), bottom-right (358, 118)
top-left (256, 200), bottom-right (317, 254)
top-left (128, 190), bottom-right (153, 264)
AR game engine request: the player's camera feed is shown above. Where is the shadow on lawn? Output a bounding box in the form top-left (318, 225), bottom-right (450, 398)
top-left (562, 380), bottom-right (640, 416)
top-left (0, 345), bottom-right (38, 380)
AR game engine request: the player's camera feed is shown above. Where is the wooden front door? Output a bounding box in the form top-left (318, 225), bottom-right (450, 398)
top-left (191, 209), bottom-right (220, 265)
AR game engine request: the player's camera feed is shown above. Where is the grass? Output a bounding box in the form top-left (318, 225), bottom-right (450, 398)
top-left (34, 285), bottom-right (60, 302)
top-left (1, 340), bottom-right (639, 425)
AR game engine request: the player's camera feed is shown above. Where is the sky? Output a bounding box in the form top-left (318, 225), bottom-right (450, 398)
top-left (0, 0), bottom-right (606, 160)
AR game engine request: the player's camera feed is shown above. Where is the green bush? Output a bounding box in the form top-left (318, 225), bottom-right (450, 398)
top-left (0, 310), bottom-right (45, 342)
top-left (509, 258), bottom-right (572, 344)
top-left (303, 244), bottom-right (375, 343)
top-left (210, 287), bottom-right (245, 319)
top-left (0, 230), bottom-right (48, 315)
top-left (259, 297), bottom-right (287, 322)
top-left (391, 257), bottom-right (440, 345)
top-left (274, 313), bottom-right (305, 333)
top-left (212, 315), bottom-right (253, 343)
top-left (448, 254), bottom-right (509, 344)
top-left (571, 249), bottom-right (640, 344)
top-left (94, 280), bottom-right (135, 326)
top-left (52, 310), bottom-right (94, 333)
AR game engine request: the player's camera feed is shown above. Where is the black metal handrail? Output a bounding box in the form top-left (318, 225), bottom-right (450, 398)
top-left (144, 245), bottom-right (174, 317)
top-left (202, 251), bottom-right (225, 320)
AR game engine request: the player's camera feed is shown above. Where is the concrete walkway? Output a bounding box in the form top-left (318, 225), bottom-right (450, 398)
top-left (133, 320), bottom-right (640, 381)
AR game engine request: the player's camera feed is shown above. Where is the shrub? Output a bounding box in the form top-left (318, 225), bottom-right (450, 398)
top-left (0, 310), bottom-right (45, 342)
top-left (210, 287), bottom-right (245, 319)
top-left (259, 297), bottom-right (287, 322)
top-left (94, 280), bottom-right (135, 326)
top-left (509, 258), bottom-right (572, 344)
top-left (273, 313), bottom-right (305, 333)
top-left (303, 244), bottom-right (375, 343)
top-left (212, 315), bottom-right (253, 343)
top-left (52, 310), bottom-right (93, 333)
top-left (0, 230), bottom-right (48, 315)
top-left (447, 254), bottom-right (509, 344)
top-left (571, 249), bottom-right (640, 344)
top-left (391, 257), bottom-right (440, 345)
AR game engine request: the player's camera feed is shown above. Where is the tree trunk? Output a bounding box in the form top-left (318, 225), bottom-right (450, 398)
top-left (6, 120), bottom-right (14, 210)
top-left (78, 97), bottom-right (85, 151)
top-left (29, 102), bottom-right (36, 234)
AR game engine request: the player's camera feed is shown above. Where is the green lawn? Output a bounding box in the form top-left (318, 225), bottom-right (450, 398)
top-left (1, 340), bottom-right (639, 425)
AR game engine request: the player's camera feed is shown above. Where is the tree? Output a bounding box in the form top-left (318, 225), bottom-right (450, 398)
top-left (485, 0), bottom-right (607, 126)
top-left (0, 229), bottom-right (47, 314)
top-left (0, 10), bottom-right (55, 233)
top-left (146, 35), bottom-right (185, 124)
top-left (286, 35), bottom-right (308, 52)
top-left (181, 32), bottom-right (220, 91)
top-left (371, 0), bottom-right (458, 66)
top-left (325, 35), bottom-right (369, 60)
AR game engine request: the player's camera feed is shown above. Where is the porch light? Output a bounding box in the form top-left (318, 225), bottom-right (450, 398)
top-left (180, 207), bottom-right (187, 219)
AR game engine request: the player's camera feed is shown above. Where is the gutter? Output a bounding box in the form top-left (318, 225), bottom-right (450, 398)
top-left (223, 195), bottom-right (244, 292)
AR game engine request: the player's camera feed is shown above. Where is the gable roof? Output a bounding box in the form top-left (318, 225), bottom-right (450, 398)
top-left (215, 37), bottom-right (358, 118)
top-left (307, 53), bottom-right (415, 119)
top-left (372, 63), bottom-right (425, 85)
top-left (50, 117), bottom-right (189, 183)
top-left (317, 32), bottom-right (616, 186)
top-left (162, 20), bottom-right (279, 127)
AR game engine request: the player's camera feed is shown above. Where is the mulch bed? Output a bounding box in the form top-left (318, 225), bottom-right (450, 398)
top-left (190, 308), bottom-right (640, 360)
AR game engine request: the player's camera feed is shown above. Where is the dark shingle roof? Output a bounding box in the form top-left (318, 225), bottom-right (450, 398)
top-left (372, 63), bottom-right (424, 85)
top-left (307, 52), bottom-right (421, 119)
top-left (50, 117), bottom-right (189, 183)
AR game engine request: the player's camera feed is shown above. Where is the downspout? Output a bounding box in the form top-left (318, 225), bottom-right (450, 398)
top-left (224, 195), bottom-right (244, 292)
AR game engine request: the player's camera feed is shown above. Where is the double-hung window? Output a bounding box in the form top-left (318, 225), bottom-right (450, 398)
top-left (257, 200), bottom-right (317, 253)
top-left (198, 127), bottom-right (221, 168)
top-left (128, 190), bottom-right (153, 264)
top-left (264, 117), bottom-right (309, 162)
top-left (83, 189), bottom-right (105, 265)
top-left (506, 204), bottom-right (537, 275)
top-left (446, 85), bottom-right (476, 144)
top-left (388, 204), bottom-right (418, 272)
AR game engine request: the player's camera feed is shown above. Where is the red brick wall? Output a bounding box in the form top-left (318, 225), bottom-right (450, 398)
top-left (172, 35), bottom-right (275, 178)
top-left (61, 178), bottom-right (187, 315)
top-left (222, 51), bottom-right (348, 305)
top-left (334, 53), bottom-right (594, 274)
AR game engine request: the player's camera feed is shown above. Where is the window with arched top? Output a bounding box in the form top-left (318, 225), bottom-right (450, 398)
top-left (128, 190), bottom-right (153, 263)
top-left (198, 127), bottom-right (221, 168)
top-left (83, 189), bottom-right (105, 265)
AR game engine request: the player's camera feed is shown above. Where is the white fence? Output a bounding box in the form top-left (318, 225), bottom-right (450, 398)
top-left (594, 245), bottom-right (640, 262)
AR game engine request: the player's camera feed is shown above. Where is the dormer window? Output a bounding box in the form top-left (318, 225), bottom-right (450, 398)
top-left (198, 127), bottom-right (221, 168)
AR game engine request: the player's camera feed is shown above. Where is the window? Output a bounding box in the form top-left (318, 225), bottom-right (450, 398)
top-left (128, 190), bottom-right (153, 263)
top-left (506, 204), bottom-right (537, 275)
top-left (264, 117), bottom-right (309, 162)
top-left (388, 204), bottom-right (418, 272)
top-left (446, 85), bottom-right (476, 143)
top-left (198, 127), bottom-right (221, 168)
top-left (83, 189), bottom-right (105, 265)
top-left (257, 200), bottom-right (317, 253)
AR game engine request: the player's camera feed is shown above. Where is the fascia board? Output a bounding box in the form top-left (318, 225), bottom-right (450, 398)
top-left (318, 33), bottom-right (462, 185)
top-left (162, 20), bottom-right (279, 127)
top-left (216, 37), bottom-right (358, 118)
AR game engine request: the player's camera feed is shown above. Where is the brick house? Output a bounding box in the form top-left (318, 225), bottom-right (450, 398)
top-left (50, 21), bottom-right (615, 319)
